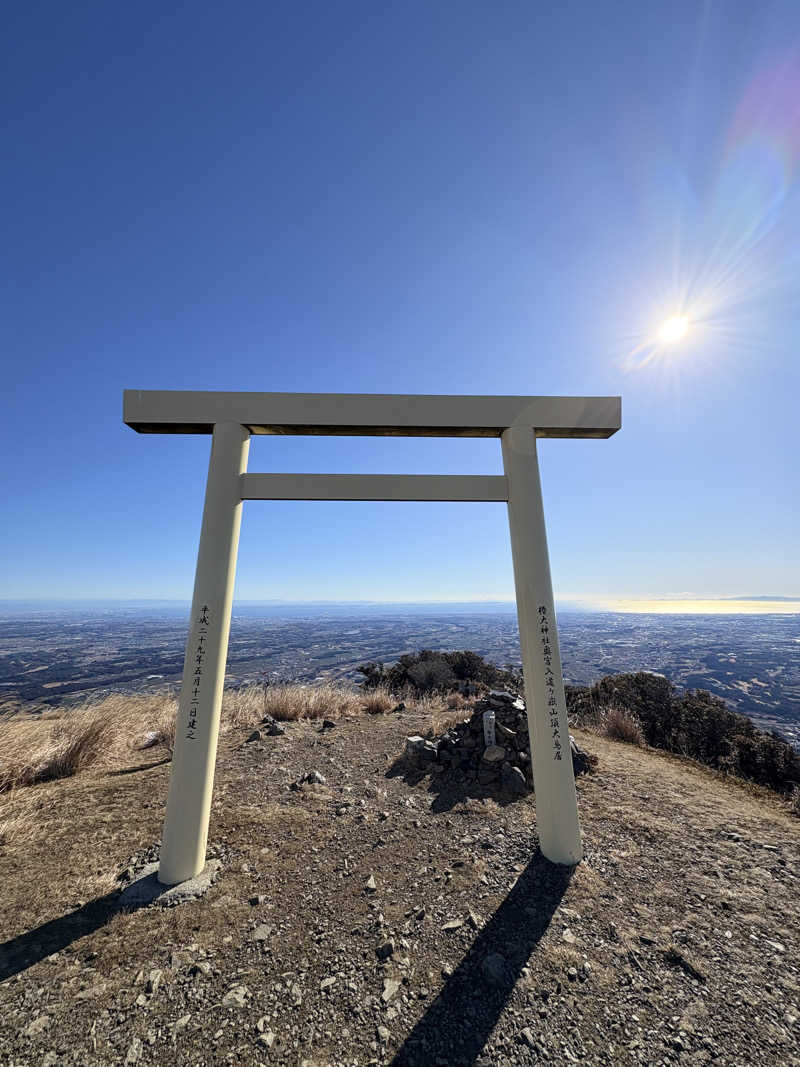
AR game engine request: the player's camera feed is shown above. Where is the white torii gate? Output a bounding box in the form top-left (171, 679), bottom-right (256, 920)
top-left (124, 390), bottom-right (621, 884)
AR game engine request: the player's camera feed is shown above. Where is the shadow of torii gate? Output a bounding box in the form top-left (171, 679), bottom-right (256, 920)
top-left (124, 390), bottom-right (621, 885)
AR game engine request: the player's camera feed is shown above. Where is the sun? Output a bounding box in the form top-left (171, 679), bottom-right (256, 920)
top-left (658, 314), bottom-right (690, 345)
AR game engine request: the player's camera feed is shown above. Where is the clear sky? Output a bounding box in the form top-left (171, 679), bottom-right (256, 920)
top-left (2, 1), bottom-right (798, 605)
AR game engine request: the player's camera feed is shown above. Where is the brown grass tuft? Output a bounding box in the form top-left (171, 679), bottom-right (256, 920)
top-left (361, 687), bottom-right (393, 715)
top-left (605, 705), bottom-right (645, 746)
top-left (259, 683), bottom-right (361, 722)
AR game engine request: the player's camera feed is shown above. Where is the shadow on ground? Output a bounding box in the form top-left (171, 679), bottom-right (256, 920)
top-left (0, 891), bottom-right (124, 983)
top-left (390, 849), bottom-right (572, 1066)
top-left (385, 757), bottom-right (526, 813)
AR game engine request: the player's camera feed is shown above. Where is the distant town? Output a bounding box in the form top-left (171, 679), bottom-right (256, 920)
top-left (1, 604), bottom-right (797, 748)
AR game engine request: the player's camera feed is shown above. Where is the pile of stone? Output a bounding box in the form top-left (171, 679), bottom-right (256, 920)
top-left (404, 689), bottom-right (593, 797)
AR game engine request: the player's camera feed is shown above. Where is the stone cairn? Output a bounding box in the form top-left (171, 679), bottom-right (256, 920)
top-left (404, 689), bottom-right (593, 797)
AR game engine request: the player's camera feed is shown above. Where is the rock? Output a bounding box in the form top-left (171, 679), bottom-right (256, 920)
top-left (190, 961), bottom-right (211, 978)
top-left (125, 1037), bottom-right (143, 1065)
top-left (482, 745), bottom-right (506, 764)
top-left (291, 982), bottom-right (303, 1006)
top-left (23, 1015), bottom-right (51, 1037)
top-left (442, 919), bottom-right (464, 932)
top-left (222, 985), bottom-right (250, 1008)
top-left (405, 735), bottom-right (438, 765)
top-left (249, 894), bottom-right (266, 906)
top-left (562, 928), bottom-right (577, 945)
top-left (501, 763), bottom-right (528, 796)
top-left (382, 978), bottom-right (401, 1002)
top-left (467, 908), bottom-right (482, 930)
top-left (145, 969), bottom-right (163, 994)
top-left (392, 702), bottom-right (406, 712)
top-left (482, 952), bottom-right (513, 988)
top-left (321, 719), bottom-right (337, 730)
top-left (246, 730), bottom-right (262, 743)
top-left (252, 923), bottom-right (273, 941)
top-left (365, 873), bottom-right (377, 893)
top-left (376, 940), bottom-right (395, 960)
top-left (377, 1024), bottom-right (391, 1042)
top-left (320, 976), bottom-right (337, 991)
top-left (75, 981), bottom-right (107, 1000)
top-left (567, 966), bottom-right (579, 981)
top-left (258, 1031), bottom-right (276, 1049)
top-left (488, 690), bottom-right (518, 706)
top-left (304, 770), bottom-right (326, 785)
top-left (267, 721), bottom-right (286, 736)
top-left (764, 940), bottom-right (786, 953)
top-left (520, 1027), bottom-right (536, 1049)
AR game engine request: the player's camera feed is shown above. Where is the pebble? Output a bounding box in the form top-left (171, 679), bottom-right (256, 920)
top-left (520, 1027), bottom-right (536, 1049)
top-left (365, 874), bottom-right (377, 892)
top-left (442, 919), bottom-right (464, 932)
top-left (320, 976), bottom-right (337, 991)
top-left (124, 1037), bottom-right (143, 1065)
top-left (222, 985), bottom-right (250, 1008)
top-left (382, 978), bottom-right (401, 1003)
top-left (376, 940), bottom-right (395, 960)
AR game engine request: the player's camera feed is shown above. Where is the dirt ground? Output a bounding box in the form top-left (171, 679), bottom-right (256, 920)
top-left (1, 705), bottom-right (798, 1066)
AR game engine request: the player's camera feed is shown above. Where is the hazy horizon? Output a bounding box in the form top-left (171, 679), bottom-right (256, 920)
top-left (1, 596), bottom-right (798, 617)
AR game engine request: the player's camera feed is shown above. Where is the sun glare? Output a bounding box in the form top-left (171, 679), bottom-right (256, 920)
top-left (658, 314), bottom-right (690, 344)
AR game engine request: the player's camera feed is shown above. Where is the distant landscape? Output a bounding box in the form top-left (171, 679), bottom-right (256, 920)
top-left (1, 601), bottom-right (797, 748)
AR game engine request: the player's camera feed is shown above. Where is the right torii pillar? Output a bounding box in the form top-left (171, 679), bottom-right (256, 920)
top-left (502, 426), bottom-right (582, 864)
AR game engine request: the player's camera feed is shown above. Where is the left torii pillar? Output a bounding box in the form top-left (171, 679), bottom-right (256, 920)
top-left (159, 422), bottom-right (250, 885)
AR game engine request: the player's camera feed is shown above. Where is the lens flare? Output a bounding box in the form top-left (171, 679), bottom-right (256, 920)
top-left (658, 315), bottom-right (690, 344)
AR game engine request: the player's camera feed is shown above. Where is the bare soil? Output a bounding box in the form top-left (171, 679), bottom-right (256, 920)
top-left (1, 706), bottom-right (798, 1066)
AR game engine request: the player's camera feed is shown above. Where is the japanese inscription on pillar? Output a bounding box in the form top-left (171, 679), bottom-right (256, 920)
top-left (538, 604), bottom-right (562, 761)
top-left (187, 604), bottom-right (210, 740)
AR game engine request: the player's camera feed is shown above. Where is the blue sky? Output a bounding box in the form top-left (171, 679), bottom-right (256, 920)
top-left (2, 1), bottom-right (798, 604)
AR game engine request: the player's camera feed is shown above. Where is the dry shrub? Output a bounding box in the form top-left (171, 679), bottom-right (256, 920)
top-left (790, 785), bottom-right (800, 818)
top-left (361, 687), bottom-right (393, 715)
top-left (605, 705), bottom-right (645, 746)
top-left (446, 692), bottom-right (466, 710)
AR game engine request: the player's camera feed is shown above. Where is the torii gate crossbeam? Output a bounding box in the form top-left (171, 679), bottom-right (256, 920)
top-left (124, 390), bottom-right (621, 885)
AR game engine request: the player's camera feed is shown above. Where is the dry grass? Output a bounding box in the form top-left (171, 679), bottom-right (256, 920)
top-left (0, 682), bottom-right (398, 796)
top-left (361, 686), bottom-right (394, 715)
top-left (604, 705), bottom-right (645, 746)
top-left (0, 789), bottom-right (39, 847)
top-left (259, 682), bottom-right (362, 722)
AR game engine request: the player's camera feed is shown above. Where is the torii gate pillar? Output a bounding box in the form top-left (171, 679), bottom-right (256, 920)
top-left (124, 390), bottom-right (621, 884)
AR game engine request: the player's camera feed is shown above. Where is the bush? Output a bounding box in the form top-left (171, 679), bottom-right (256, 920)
top-left (358, 650), bottom-right (519, 697)
top-left (566, 672), bottom-right (800, 797)
top-left (605, 706), bottom-right (644, 746)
